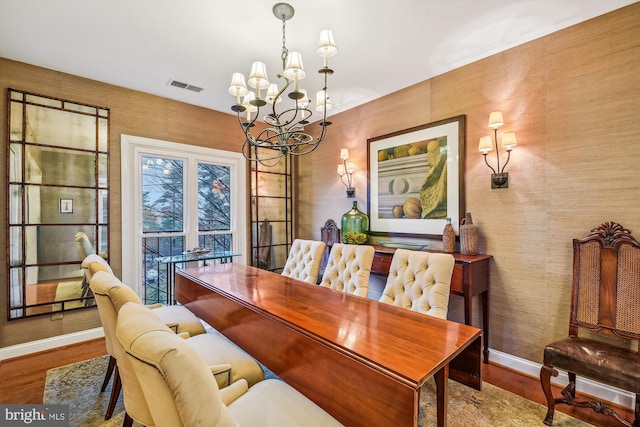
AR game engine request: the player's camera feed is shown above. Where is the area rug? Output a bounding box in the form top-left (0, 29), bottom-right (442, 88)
top-left (44, 355), bottom-right (593, 426)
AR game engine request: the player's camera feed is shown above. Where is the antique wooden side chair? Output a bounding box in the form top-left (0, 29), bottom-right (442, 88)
top-left (540, 221), bottom-right (640, 427)
top-left (318, 219), bottom-right (340, 282)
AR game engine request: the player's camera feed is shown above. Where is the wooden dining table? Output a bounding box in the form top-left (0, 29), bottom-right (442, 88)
top-left (175, 263), bottom-right (482, 427)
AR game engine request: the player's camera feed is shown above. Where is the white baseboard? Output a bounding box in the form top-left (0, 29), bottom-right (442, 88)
top-left (0, 327), bottom-right (104, 361)
top-left (488, 348), bottom-right (635, 409)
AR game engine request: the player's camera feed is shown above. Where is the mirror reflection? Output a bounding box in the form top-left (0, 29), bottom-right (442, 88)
top-left (7, 89), bottom-right (109, 319)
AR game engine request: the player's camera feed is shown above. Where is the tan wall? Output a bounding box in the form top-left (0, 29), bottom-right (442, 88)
top-left (0, 58), bottom-right (245, 347)
top-left (296, 3), bottom-right (640, 363)
top-left (0, 3), bottom-right (638, 365)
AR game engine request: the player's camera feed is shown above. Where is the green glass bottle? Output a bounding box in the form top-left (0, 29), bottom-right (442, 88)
top-left (341, 201), bottom-right (369, 244)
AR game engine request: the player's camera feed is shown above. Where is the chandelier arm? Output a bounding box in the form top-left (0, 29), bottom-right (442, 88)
top-left (319, 67), bottom-right (331, 125)
top-left (242, 137), bottom-right (285, 166)
top-left (237, 113), bottom-right (258, 146)
top-left (288, 145), bottom-right (320, 156)
top-left (483, 153), bottom-right (497, 175)
top-left (270, 75), bottom-right (292, 125)
top-left (238, 110), bottom-right (260, 143)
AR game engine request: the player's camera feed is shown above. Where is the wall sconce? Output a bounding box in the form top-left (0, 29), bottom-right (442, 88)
top-left (479, 111), bottom-right (517, 189)
top-left (337, 148), bottom-right (356, 198)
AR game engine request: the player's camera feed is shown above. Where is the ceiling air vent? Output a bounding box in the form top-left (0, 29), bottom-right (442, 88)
top-left (168, 79), bottom-right (204, 93)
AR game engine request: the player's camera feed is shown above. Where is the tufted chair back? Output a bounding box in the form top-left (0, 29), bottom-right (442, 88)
top-left (281, 239), bottom-right (326, 284)
top-left (82, 254), bottom-right (113, 282)
top-left (378, 249), bottom-right (455, 319)
top-left (319, 244), bottom-right (375, 297)
top-left (116, 302), bottom-right (238, 427)
top-left (90, 270), bottom-right (156, 426)
top-left (75, 231), bottom-right (95, 259)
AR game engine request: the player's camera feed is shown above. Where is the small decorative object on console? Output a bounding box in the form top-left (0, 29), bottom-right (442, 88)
top-left (341, 201), bottom-right (369, 244)
top-left (459, 212), bottom-right (479, 255)
top-left (442, 217), bottom-right (456, 253)
top-left (182, 247), bottom-right (212, 255)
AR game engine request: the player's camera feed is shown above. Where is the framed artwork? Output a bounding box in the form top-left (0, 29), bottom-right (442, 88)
top-left (367, 115), bottom-right (465, 239)
top-left (59, 198), bottom-right (74, 214)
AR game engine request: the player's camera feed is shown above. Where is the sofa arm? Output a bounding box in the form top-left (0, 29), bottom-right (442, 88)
top-left (219, 378), bottom-right (248, 406)
top-left (210, 363), bottom-right (233, 388)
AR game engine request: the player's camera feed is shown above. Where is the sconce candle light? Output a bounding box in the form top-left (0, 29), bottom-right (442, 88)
top-left (337, 148), bottom-right (356, 198)
top-left (479, 111), bottom-right (517, 188)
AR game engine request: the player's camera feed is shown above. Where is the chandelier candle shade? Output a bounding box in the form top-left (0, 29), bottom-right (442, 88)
top-left (229, 3), bottom-right (338, 166)
top-left (478, 110), bottom-right (517, 189)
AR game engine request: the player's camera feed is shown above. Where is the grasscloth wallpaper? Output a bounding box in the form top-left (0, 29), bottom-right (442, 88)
top-left (295, 3), bottom-right (640, 363)
top-left (1, 3), bottom-right (639, 368)
top-left (0, 60), bottom-right (247, 347)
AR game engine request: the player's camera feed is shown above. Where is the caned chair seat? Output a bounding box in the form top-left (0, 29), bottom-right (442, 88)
top-left (281, 239), bottom-right (326, 284)
top-left (319, 243), bottom-right (374, 297)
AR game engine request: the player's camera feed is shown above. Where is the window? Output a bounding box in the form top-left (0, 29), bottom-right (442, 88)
top-left (121, 135), bottom-right (246, 303)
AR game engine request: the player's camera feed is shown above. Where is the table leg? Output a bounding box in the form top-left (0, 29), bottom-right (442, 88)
top-left (463, 293), bottom-right (472, 331)
top-left (464, 291), bottom-right (490, 364)
top-left (482, 290), bottom-right (489, 363)
top-left (166, 263), bottom-right (175, 305)
top-left (435, 364), bottom-right (449, 427)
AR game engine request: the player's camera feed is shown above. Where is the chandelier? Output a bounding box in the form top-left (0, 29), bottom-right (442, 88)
top-left (228, 2), bottom-right (338, 166)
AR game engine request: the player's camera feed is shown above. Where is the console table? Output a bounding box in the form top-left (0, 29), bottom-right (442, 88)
top-left (371, 246), bottom-right (492, 363)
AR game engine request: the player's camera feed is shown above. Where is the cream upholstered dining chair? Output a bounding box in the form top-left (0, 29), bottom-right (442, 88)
top-left (116, 301), bottom-right (345, 427)
top-left (82, 256), bottom-right (208, 407)
top-left (75, 231), bottom-right (95, 259)
top-left (89, 269), bottom-right (264, 424)
top-left (318, 243), bottom-right (375, 297)
top-left (281, 239), bottom-right (326, 284)
top-left (378, 249), bottom-right (455, 319)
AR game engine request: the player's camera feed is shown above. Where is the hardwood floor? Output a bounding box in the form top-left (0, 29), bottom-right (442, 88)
top-left (0, 338), bottom-right (107, 405)
top-left (0, 338), bottom-right (632, 426)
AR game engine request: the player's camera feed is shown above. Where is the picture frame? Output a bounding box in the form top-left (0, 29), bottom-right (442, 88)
top-left (59, 198), bottom-right (74, 214)
top-left (367, 115), bottom-right (465, 239)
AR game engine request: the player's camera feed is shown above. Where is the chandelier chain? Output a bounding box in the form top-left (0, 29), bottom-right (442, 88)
top-left (281, 16), bottom-right (288, 63)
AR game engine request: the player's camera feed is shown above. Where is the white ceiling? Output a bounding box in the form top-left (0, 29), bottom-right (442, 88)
top-left (0, 0), bottom-right (635, 118)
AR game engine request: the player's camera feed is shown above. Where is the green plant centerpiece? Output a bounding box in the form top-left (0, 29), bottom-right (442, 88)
top-left (341, 201), bottom-right (369, 245)
top-left (343, 231), bottom-right (368, 244)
